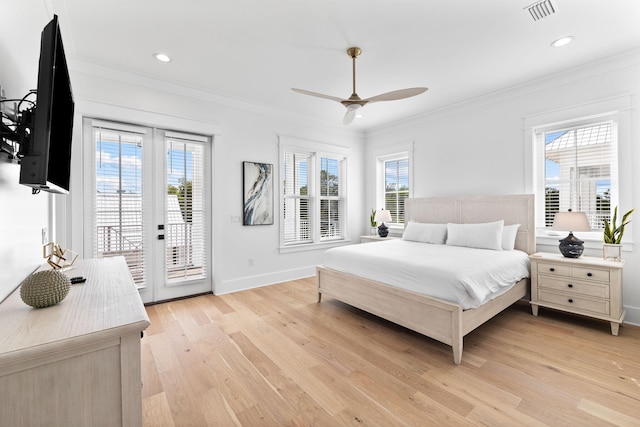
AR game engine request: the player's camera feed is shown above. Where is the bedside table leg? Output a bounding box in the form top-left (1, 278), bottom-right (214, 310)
top-left (610, 322), bottom-right (620, 336)
top-left (531, 305), bottom-right (539, 316)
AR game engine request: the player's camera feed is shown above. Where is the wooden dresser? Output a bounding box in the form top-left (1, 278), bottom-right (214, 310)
top-left (0, 257), bottom-right (150, 426)
top-left (530, 252), bottom-right (625, 335)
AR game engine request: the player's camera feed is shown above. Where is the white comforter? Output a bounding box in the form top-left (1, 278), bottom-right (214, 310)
top-left (322, 240), bottom-right (530, 309)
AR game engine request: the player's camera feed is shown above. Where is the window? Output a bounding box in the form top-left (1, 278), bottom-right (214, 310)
top-left (320, 157), bottom-right (343, 239)
top-left (376, 150), bottom-right (412, 226)
top-left (383, 157), bottom-right (409, 224)
top-left (165, 133), bottom-right (207, 282)
top-left (535, 118), bottom-right (618, 235)
top-left (282, 151), bottom-right (311, 245)
top-left (280, 137), bottom-right (348, 249)
top-left (92, 124), bottom-right (146, 285)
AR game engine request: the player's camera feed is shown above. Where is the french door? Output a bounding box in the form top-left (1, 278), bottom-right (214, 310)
top-left (84, 119), bottom-right (211, 303)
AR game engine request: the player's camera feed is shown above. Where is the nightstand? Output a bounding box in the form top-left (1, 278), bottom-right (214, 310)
top-left (529, 252), bottom-right (625, 335)
top-left (360, 235), bottom-right (398, 243)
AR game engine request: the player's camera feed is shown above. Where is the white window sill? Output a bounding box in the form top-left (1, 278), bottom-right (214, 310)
top-left (279, 239), bottom-right (352, 254)
top-left (385, 224), bottom-right (405, 237)
top-left (536, 232), bottom-right (634, 252)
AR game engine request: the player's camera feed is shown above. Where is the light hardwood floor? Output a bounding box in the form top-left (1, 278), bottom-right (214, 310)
top-left (141, 277), bottom-right (640, 426)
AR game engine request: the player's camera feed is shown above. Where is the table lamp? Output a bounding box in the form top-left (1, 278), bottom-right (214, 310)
top-left (374, 209), bottom-right (392, 238)
top-left (552, 211), bottom-right (591, 258)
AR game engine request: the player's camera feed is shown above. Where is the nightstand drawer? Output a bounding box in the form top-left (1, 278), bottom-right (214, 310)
top-left (537, 262), bottom-right (571, 277)
top-left (571, 266), bottom-right (610, 282)
top-left (538, 290), bottom-right (609, 315)
top-left (538, 276), bottom-right (609, 299)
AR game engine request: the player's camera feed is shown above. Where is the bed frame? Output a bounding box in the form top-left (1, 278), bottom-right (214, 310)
top-left (316, 194), bottom-right (535, 364)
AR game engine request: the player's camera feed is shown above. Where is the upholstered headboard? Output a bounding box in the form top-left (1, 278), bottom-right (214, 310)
top-left (404, 194), bottom-right (535, 254)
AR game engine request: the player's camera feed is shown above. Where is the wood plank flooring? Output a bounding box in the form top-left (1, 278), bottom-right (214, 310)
top-left (141, 277), bottom-right (640, 426)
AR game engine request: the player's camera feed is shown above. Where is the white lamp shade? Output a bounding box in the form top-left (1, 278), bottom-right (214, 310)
top-left (374, 209), bottom-right (392, 224)
top-left (552, 212), bottom-right (591, 232)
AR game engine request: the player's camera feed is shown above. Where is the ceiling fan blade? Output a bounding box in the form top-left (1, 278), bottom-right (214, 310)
top-left (343, 108), bottom-right (357, 125)
top-left (363, 87), bottom-right (428, 104)
top-left (292, 88), bottom-right (344, 103)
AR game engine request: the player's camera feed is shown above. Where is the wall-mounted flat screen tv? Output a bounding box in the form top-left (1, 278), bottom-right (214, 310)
top-left (19, 14), bottom-right (74, 194)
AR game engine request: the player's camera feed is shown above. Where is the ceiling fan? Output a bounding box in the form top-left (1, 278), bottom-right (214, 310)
top-left (292, 47), bottom-right (428, 125)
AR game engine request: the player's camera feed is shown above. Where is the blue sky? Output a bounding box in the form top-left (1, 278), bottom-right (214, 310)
top-left (96, 139), bottom-right (193, 193)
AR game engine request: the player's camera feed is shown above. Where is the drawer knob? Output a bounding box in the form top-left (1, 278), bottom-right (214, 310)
top-left (567, 284), bottom-right (573, 288)
top-left (568, 299), bottom-right (574, 303)
top-left (549, 268), bottom-right (555, 272)
top-left (587, 272), bottom-right (593, 277)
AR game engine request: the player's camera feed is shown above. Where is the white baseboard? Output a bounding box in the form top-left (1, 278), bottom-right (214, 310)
top-left (624, 304), bottom-right (640, 326)
top-left (215, 265), bottom-right (316, 295)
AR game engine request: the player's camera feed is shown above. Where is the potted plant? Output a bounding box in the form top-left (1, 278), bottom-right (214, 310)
top-left (369, 209), bottom-right (377, 235)
top-left (603, 206), bottom-right (634, 260)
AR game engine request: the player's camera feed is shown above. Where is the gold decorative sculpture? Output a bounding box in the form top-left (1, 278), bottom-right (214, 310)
top-left (43, 242), bottom-right (78, 270)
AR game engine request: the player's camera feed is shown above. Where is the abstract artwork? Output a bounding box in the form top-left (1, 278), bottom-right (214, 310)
top-left (243, 161), bottom-right (274, 225)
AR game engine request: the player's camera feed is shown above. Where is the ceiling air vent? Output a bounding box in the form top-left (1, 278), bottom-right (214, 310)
top-left (526, 0), bottom-right (557, 21)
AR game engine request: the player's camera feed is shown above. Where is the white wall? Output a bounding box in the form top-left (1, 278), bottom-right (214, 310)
top-left (365, 51), bottom-right (640, 324)
top-left (0, 9), bottom-right (53, 302)
top-left (65, 63), bottom-right (365, 301)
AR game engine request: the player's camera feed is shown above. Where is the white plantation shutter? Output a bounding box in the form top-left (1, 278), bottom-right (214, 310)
top-left (165, 134), bottom-right (207, 281)
top-left (93, 125), bottom-right (146, 285)
top-left (543, 121), bottom-right (615, 230)
top-left (383, 157), bottom-right (409, 224)
top-left (319, 156), bottom-right (344, 240)
top-left (280, 137), bottom-right (349, 249)
top-left (283, 151), bottom-right (312, 244)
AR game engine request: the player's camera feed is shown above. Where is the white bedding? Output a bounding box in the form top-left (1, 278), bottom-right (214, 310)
top-left (322, 240), bottom-right (530, 309)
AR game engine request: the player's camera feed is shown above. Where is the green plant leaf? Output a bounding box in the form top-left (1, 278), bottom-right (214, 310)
top-left (621, 208), bottom-right (635, 225)
top-left (603, 218), bottom-right (612, 243)
top-left (603, 206), bottom-right (633, 244)
top-left (615, 224), bottom-right (625, 244)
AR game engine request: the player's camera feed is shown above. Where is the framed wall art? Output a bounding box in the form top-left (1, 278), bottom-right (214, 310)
top-left (243, 161), bottom-right (274, 225)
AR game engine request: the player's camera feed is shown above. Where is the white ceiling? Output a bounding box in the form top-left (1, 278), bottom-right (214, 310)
top-left (48, 0), bottom-right (640, 129)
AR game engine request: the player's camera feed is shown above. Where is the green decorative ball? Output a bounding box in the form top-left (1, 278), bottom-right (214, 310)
top-left (20, 270), bottom-right (71, 308)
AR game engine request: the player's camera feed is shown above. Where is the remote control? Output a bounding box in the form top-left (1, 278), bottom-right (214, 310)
top-left (70, 276), bottom-right (86, 284)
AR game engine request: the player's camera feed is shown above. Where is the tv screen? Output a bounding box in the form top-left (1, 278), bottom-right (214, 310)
top-left (19, 15), bottom-right (74, 194)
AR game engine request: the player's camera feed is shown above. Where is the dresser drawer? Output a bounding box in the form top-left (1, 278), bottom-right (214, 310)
top-left (538, 290), bottom-right (609, 315)
top-left (538, 276), bottom-right (609, 298)
top-left (537, 262), bottom-right (571, 277)
top-left (571, 266), bottom-right (610, 282)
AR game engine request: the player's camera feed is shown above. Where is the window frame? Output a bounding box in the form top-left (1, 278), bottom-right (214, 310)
top-left (524, 95), bottom-right (633, 250)
top-left (535, 119), bottom-right (616, 231)
top-left (375, 144), bottom-right (413, 233)
top-left (279, 136), bottom-right (350, 253)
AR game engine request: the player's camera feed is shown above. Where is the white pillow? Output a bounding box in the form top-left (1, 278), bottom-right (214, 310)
top-left (502, 223), bottom-right (520, 251)
top-left (446, 220), bottom-right (504, 251)
top-left (402, 221), bottom-right (447, 244)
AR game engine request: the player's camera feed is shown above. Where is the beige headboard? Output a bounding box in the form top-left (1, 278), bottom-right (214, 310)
top-left (404, 194), bottom-right (535, 254)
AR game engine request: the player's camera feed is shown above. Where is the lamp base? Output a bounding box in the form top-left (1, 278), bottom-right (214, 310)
top-left (558, 232), bottom-right (584, 258)
top-left (377, 223), bottom-right (389, 238)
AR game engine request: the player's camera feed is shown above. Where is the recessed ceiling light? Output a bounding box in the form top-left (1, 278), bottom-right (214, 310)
top-left (551, 36), bottom-right (574, 47)
top-left (153, 52), bottom-right (172, 63)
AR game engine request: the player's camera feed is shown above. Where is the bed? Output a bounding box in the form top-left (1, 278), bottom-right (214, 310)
top-left (316, 194), bottom-right (535, 364)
